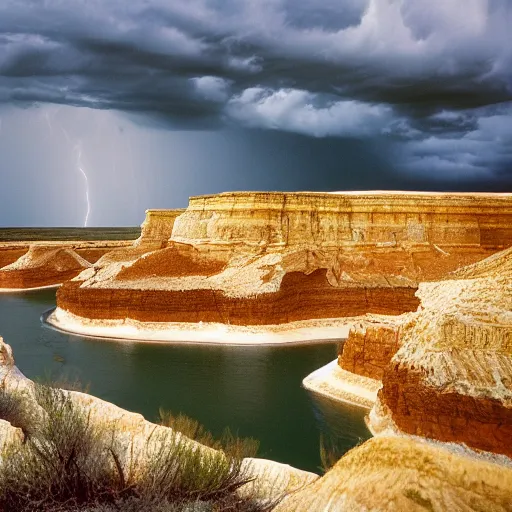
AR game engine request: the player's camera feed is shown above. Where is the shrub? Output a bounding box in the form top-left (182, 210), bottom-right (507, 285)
top-left (158, 409), bottom-right (259, 459)
top-left (0, 385), bottom-right (36, 437)
top-left (0, 384), bottom-right (275, 512)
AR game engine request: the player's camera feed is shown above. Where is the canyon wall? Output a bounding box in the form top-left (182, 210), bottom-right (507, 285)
top-left (56, 191), bottom-right (512, 327)
top-left (134, 208), bottom-right (186, 248)
top-left (359, 247), bottom-right (512, 458)
top-left (172, 191), bottom-right (512, 249)
top-left (338, 317), bottom-right (406, 381)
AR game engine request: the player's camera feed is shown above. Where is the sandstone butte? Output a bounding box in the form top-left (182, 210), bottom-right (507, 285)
top-left (0, 240), bottom-right (134, 291)
top-left (51, 191), bottom-right (512, 341)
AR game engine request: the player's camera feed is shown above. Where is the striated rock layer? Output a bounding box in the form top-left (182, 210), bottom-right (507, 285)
top-left (56, 191), bottom-right (512, 328)
top-left (173, 191), bottom-right (512, 249)
top-left (134, 208), bottom-right (186, 249)
top-left (0, 240), bottom-right (134, 290)
top-left (0, 246), bottom-right (91, 289)
top-left (369, 247), bottom-right (512, 458)
top-left (338, 315), bottom-right (407, 381)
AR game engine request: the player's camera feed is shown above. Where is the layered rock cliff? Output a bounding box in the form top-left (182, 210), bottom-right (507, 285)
top-left (372, 247), bottom-right (512, 458)
top-left (56, 191), bottom-right (512, 329)
top-left (134, 208), bottom-right (186, 248)
top-left (0, 246), bottom-right (91, 289)
top-left (173, 191), bottom-right (512, 249)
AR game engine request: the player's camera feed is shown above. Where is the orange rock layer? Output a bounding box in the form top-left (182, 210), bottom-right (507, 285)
top-left (339, 318), bottom-right (404, 380)
top-left (57, 269), bottom-right (420, 325)
top-left (0, 247), bottom-right (91, 289)
top-left (380, 354), bottom-right (512, 457)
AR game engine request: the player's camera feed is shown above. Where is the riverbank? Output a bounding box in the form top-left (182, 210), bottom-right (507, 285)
top-left (0, 283), bottom-right (61, 293)
top-left (302, 359), bottom-right (380, 408)
top-left (46, 307), bottom-right (352, 345)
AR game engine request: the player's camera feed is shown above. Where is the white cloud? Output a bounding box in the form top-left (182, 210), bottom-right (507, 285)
top-left (227, 88), bottom-right (393, 137)
top-left (191, 76), bottom-right (231, 102)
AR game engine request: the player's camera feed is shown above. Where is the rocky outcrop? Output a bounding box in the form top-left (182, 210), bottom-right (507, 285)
top-left (370, 247), bottom-right (512, 458)
top-left (0, 246), bottom-right (91, 289)
top-left (55, 191), bottom-right (512, 330)
top-left (338, 316), bottom-right (409, 380)
top-left (134, 209), bottom-right (186, 249)
top-left (274, 436), bottom-right (512, 511)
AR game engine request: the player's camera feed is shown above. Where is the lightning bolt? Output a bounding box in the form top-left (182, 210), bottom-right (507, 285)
top-left (76, 146), bottom-right (91, 227)
top-left (58, 125), bottom-right (91, 227)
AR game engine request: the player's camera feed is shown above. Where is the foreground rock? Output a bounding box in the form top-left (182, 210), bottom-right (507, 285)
top-left (55, 191), bottom-right (512, 338)
top-left (1, 334), bottom-right (510, 511)
top-left (275, 436), bottom-right (512, 511)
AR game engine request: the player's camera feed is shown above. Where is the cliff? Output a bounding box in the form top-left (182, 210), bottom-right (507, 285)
top-left (372, 247), bottom-right (512, 458)
top-left (55, 191), bottom-right (512, 331)
top-left (173, 191), bottom-right (512, 249)
top-left (0, 246), bottom-right (91, 289)
top-left (338, 315), bottom-right (408, 381)
top-left (134, 208), bottom-right (186, 248)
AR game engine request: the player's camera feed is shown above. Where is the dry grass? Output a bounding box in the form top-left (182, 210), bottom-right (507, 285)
top-left (0, 384), bottom-right (276, 512)
top-left (158, 409), bottom-right (259, 459)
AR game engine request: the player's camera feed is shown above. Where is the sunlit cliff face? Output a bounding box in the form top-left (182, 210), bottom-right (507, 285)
top-left (0, 0), bottom-right (511, 226)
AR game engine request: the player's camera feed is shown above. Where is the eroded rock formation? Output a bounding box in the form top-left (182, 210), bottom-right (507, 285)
top-left (338, 315), bottom-right (408, 381)
top-left (0, 240), bottom-right (135, 290)
top-left (373, 246), bottom-right (512, 458)
top-left (55, 191), bottom-right (512, 329)
top-left (134, 209), bottom-right (186, 248)
top-left (0, 246), bottom-right (91, 289)
top-left (305, 245), bottom-right (512, 466)
top-left (275, 436), bottom-right (512, 511)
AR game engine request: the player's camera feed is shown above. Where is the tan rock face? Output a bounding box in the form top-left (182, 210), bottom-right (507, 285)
top-left (134, 209), bottom-right (186, 249)
top-left (0, 246), bottom-right (91, 289)
top-left (173, 191), bottom-right (512, 249)
top-left (373, 248), bottom-right (512, 458)
top-left (275, 436), bottom-right (512, 511)
top-left (56, 191), bottom-right (512, 327)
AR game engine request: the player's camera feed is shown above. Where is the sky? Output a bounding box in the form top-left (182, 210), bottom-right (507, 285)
top-left (0, 0), bottom-right (511, 226)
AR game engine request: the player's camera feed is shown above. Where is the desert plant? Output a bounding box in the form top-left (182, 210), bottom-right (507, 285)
top-left (0, 384), bottom-right (36, 437)
top-left (0, 384), bottom-right (275, 512)
top-left (158, 409), bottom-right (259, 459)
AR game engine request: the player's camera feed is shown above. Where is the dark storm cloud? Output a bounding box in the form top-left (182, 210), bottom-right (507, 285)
top-left (0, 0), bottom-right (511, 178)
